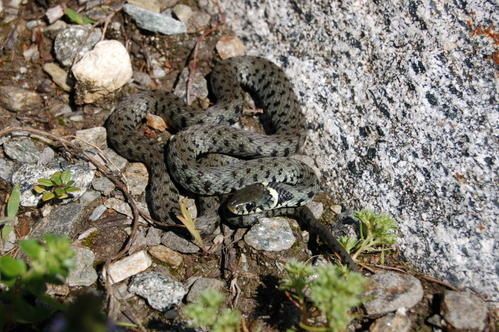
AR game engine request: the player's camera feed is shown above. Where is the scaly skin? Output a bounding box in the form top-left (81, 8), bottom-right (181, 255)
top-left (105, 56), bottom-right (357, 270)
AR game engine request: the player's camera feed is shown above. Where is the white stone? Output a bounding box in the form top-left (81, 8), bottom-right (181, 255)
top-left (46, 5), bottom-right (64, 24)
top-left (104, 250), bottom-right (152, 284)
top-left (72, 40), bottom-right (133, 104)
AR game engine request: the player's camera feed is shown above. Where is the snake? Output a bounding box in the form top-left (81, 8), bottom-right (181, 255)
top-left (106, 56), bottom-right (357, 270)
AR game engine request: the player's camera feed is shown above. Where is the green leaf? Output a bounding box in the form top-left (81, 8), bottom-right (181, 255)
top-left (1, 224), bottom-right (13, 242)
top-left (0, 256), bottom-right (26, 277)
top-left (65, 186), bottom-right (80, 193)
top-left (37, 178), bottom-right (54, 187)
top-left (19, 239), bottom-right (43, 259)
top-left (51, 172), bottom-right (63, 186)
top-left (67, 180), bottom-right (75, 186)
top-left (6, 184), bottom-right (21, 218)
top-left (42, 192), bottom-right (55, 201)
top-left (33, 185), bottom-right (46, 194)
top-left (61, 170), bottom-right (72, 184)
top-left (54, 188), bottom-right (66, 197)
top-left (64, 8), bottom-right (96, 25)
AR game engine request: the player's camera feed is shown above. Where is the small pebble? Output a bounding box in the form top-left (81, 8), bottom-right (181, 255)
top-left (127, 0), bottom-right (161, 12)
top-left (89, 205), bottom-right (107, 221)
top-left (45, 5), bottom-right (64, 24)
top-left (124, 162), bottom-right (149, 196)
top-left (244, 217), bottom-right (296, 251)
top-left (161, 231), bottom-right (199, 254)
top-left (363, 271), bottom-right (424, 316)
top-left (186, 277), bottom-right (225, 303)
top-left (0, 86), bottom-right (43, 112)
top-left (72, 40), bottom-right (133, 104)
top-left (105, 250), bottom-right (152, 284)
top-left (369, 309), bottom-right (411, 332)
top-left (43, 63), bottom-right (71, 92)
top-left (216, 35), bottom-right (246, 60)
top-left (128, 271), bottom-right (186, 311)
top-left (3, 138), bottom-right (41, 163)
top-left (146, 113), bottom-right (168, 131)
top-left (172, 4), bottom-right (192, 23)
top-left (441, 290), bottom-right (488, 331)
top-left (54, 26), bottom-right (102, 67)
top-left (67, 246), bottom-right (98, 287)
top-left (148, 245), bottom-right (183, 268)
top-left (92, 176), bottom-right (115, 195)
top-left (123, 4), bottom-right (187, 35)
top-left (174, 68), bottom-right (208, 103)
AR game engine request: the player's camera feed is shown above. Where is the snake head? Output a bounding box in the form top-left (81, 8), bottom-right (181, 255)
top-left (226, 183), bottom-right (279, 215)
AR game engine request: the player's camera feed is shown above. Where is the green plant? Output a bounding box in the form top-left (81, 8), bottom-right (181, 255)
top-left (280, 261), bottom-right (366, 332)
top-left (339, 210), bottom-right (397, 262)
top-left (33, 170), bottom-right (80, 202)
top-left (64, 8), bottom-right (96, 25)
top-left (0, 235), bottom-right (75, 329)
top-left (183, 289), bottom-right (241, 332)
top-left (0, 184), bottom-right (21, 246)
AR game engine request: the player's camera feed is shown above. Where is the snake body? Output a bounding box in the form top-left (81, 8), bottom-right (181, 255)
top-left (106, 56), bottom-right (356, 269)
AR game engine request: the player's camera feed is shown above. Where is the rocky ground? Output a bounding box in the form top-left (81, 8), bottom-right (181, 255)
top-left (0, 0), bottom-right (496, 331)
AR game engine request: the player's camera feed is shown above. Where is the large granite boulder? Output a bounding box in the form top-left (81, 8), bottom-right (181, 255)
top-left (220, 0), bottom-right (497, 300)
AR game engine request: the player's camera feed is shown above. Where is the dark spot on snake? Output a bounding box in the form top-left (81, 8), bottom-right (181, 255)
top-left (307, 191), bottom-right (314, 198)
top-left (284, 148), bottom-right (290, 155)
top-left (253, 174), bottom-right (258, 182)
top-left (271, 150), bottom-right (278, 157)
top-left (185, 176), bottom-right (193, 185)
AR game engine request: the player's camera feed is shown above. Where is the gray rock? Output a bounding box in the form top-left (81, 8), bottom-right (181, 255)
top-left (43, 63), bottom-right (71, 92)
top-left (11, 161), bottom-right (95, 207)
top-left (54, 25), bottom-right (102, 67)
top-left (221, 0), bottom-right (498, 299)
top-left (186, 277), bottom-right (225, 303)
top-left (145, 227), bottom-right (163, 246)
top-left (174, 68), bottom-right (209, 103)
top-left (101, 148), bottom-right (128, 171)
top-left (369, 309), bottom-right (411, 332)
top-left (31, 202), bottom-right (84, 238)
top-left (79, 189), bottom-right (101, 206)
top-left (187, 11), bottom-right (211, 32)
top-left (161, 231), bottom-right (199, 254)
top-left (37, 147), bottom-right (56, 165)
top-left (0, 86), bottom-right (43, 112)
top-left (128, 271), bottom-right (186, 311)
top-left (67, 246), bottom-right (98, 287)
top-left (43, 20), bottom-right (68, 39)
top-left (104, 197), bottom-right (132, 217)
top-left (74, 127), bottom-right (107, 149)
top-left (244, 217), bottom-right (296, 251)
top-left (172, 4), bottom-right (193, 23)
top-left (123, 163), bottom-right (148, 196)
top-left (363, 272), bottom-right (424, 316)
top-left (3, 138), bottom-right (41, 163)
top-left (89, 204), bottom-right (107, 221)
top-left (441, 290), bottom-right (488, 331)
top-left (148, 245), bottom-right (183, 268)
top-left (133, 71), bottom-right (154, 88)
top-left (128, 228), bottom-right (148, 253)
top-left (123, 4), bottom-right (186, 35)
top-left (0, 158), bottom-right (16, 181)
top-left (92, 176), bottom-right (115, 195)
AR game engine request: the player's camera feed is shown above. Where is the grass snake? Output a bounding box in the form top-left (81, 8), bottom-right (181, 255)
top-left (106, 56), bottom-right (357, 270)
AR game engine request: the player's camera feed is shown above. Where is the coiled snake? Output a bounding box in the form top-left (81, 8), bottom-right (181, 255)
top-left (106, 56), bottom-right (356, 270)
